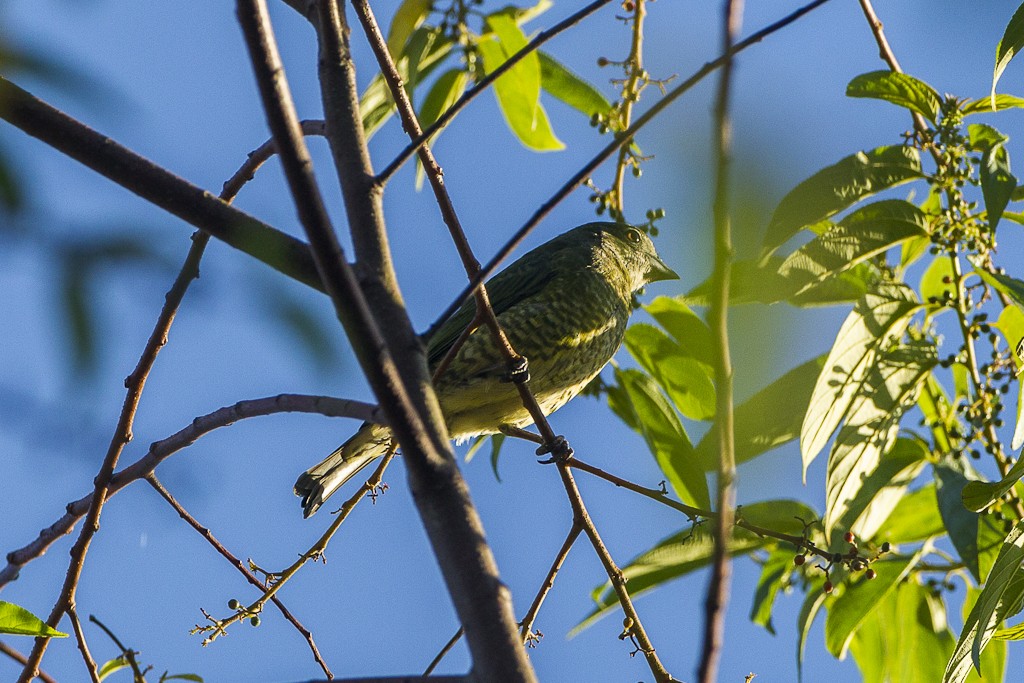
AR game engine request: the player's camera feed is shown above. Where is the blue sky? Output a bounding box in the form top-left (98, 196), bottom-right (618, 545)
top-left (3, 1), bottom-right (1024, 681)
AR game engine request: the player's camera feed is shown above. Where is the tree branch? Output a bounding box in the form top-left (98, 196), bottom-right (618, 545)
top-left (698, 1), bottom-right (743, 680)
top-left (0, 642), bottom-right (58, 683)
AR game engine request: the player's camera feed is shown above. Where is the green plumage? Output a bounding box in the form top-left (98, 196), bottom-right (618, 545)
top-left (295, 221), bottom-right (677, 516)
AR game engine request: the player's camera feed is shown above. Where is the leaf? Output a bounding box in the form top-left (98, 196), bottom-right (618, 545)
top-left (801, 282), bottom-right (923, 477)
top-left (993, 305), bottom-right (1024, 450)
top-left (415, 67), bottom-right (470, 187)
top-left (846, 71), bottom-right (941, 123)
top-left (873, 483), bottom-right (945, 545)
top-left (967, 124), bottom-right (1018, 230)
top-left (576, 500), bottom-right (817, 633)
top-left (624, 324), bottom-right (716, 421)
top-left (749, 546), bottom-right (793, 635)
top-left (966, 586), bottom-right (1009, 683)
top-left (778, 199), bottom-right (929, 297)
top-left (962, 94), bottom-right (1024, 115)
top-left (936, 455), bottom-right (983, 580)
top-left (615, 369), bottom-right (710, 508)
top-left (824, 549), bottom-right (923, 658)
top-left (839, 437), bottom-right (929, 542)
top-left (489, 433), bottom-right (505, 482)
top-left (970, 256), bottom-right (1024, 309)
top-left (920, 255), bottom-right (957, 311)
top-left (992, 3), bottom-right (1024, 109)
top-left (477, 14), bottom-right (564, 151)
top-left (0, 145), bottom-right (24, 214)
top-left (386, 0), bottom-right (432, 57)
top-left (539, 51), bottom-right (612, 118)
top-left (644, 297), bottom-right (715, 366)
top-left (962, 456), bottom-right (1024, 514)
top-left (98, 656), bottom-right (129, 681)
top-left (797, 584), bottom-right (828, 681)
top-left (824, 341), bottom-right (937, 539)
top-left (0, 601), bottom-right (67, 637)
top-left (695, 355), bottom-right (825, 471)
top-left (763, 146), bottom-right (922, 256)
top-left (160, 675), bottom-right (204, 683)
top-left (944, 523), bottom-right (1024, 682)
top-left (264, 288), bottom-right (336, 368)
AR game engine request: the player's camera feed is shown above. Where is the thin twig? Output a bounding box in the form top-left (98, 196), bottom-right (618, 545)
top-left (88, 615), bottom-right (146, 683)
top-left (519, 523), bottom-right (582, 645)
top-left (0, 394), bottom-right (380, 589)
top-left (610, 0), bottom-right (648, 217)
top-left (376, 0), bottom-right (614, 184)
top-left (145, 475), bottom-right (333, 678)
top-left (423, 0), bottom-right (835, 342)
top-left (67, 607), bottom-right (101, 683)
top-left (698, 1), bottom-right (743, 681)
top-left (423, 627), bottom-right (465, 676)
top-left (0, 642), bottom-right (58, 683)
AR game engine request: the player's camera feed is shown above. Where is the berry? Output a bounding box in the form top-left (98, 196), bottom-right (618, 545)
top-left (866, 569), bottom-right (877, 580)
top-left (843, 531), bottom-right (855, 544)
top-left (250, 616), bottom-right (261, 627)
top-left (794, 554), bottom-right (806, 566)
top-left (228, 599), bottom-right (240, 610)
top-left (824, 581), bottom-right (834, 594)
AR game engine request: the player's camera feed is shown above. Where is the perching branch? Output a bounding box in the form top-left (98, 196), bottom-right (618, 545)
top-left (0, 642), bottom-right (58, 683)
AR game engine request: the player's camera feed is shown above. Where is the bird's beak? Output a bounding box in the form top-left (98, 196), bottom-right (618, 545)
top-left (647, 254), bottom-right (679, 282)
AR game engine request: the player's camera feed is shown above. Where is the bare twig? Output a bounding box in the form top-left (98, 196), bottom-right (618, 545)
top-left (67, 607), bottom-right (100, 683)
top-left (519, 523), bottom-right (582, 645)
top-left (423, 627), bottom-right (465, 676)
top-left (0, 394), bottom-right (380, 589)
top-left (698, 1), bottom-right (743, 681)
top-left (376, 0), bottom-right (614, 184)
top-left (88, 615), bottom-right (146, 683)
top-left (424, 0), bottom-right (835, 342)
top-left (145, 475), bottom-right (332, 678)
top-left (0, 642), bottom-right (58, 683)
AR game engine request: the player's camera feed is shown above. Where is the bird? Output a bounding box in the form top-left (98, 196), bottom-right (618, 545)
top-left (295, 221), bottom-right (678, 516)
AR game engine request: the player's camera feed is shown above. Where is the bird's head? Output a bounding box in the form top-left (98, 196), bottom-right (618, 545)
top-left (576, 221), bottom-right (678, 293)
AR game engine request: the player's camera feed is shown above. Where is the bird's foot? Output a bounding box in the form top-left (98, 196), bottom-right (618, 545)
top-left (536, 435), bottom-right (573, 464)
top-left (503, 355), bottom-right (531, 383)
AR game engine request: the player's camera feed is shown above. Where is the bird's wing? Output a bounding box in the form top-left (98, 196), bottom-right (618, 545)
top-left (426, 251), bottom-right (558, 367)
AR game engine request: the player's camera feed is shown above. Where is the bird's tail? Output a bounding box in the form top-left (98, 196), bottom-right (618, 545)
top-left (294, 422), bottom-right (393, 517)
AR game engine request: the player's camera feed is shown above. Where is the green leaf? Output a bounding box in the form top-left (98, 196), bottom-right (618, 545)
top-left (386, 0), bottom-right (432, 57)
top-left (962, 456), bottom-right (1024, 514)
top-left (824, 341), bottom-right (937, 539)
top-left (992, 3), bottom-right (1024, 109)
top-left (695, 355), bottom-right (825, 471)
top-left (936, 455), bottom-right (983, 580)
top-left (962, 94), bottom-right (1024, 115)
top-left (944, 523), bottom-right (1024, 682)
top-left (576, 500), bottom-right (817, 633)
top-left (920, 255), bottom-right (957, 312)
top-left (489, 433), bottom-right (505, 482)
top-left (477, 14), bottom-right (564, 151)
top-left (994, 621), bottom-right (1024, 639)
top-left (993, 305), bottom-right (1024, 450)
top-left (644, 297), bottom-right (715, 366)
top-left (0, 601), bottom-right (67, 638)
top-left (797, 583), bottom-right (828, 681)
top-left (763, 146), bottom-right (922, 256)
top-left (615, 369), bottom-right (710, 508)
top-left (967, 125), bottom-right (1018, 230)
top-left (918, 375), bottom-right (956, 455)
top-left (873, 483), bottom-right (945, 545)
top-left (624, 324), bottom-right (716, 421)
top-left (98, 656), bottom-right (129, 681)
top-left (971, 256), bottom-right (1024, 309)
top-left (778, 200), bottom-right (929, 297)
top-left (836, 437), bottom-right (928, 542)
top-left (967, 586), bottom-right (1009, 683)
top-left (801, 282), bottom-right (923, 477)
top-left (846, 71), bottom-right (941, 123)
top-left (539, 51), bottom-right (612, 118)
top-left (415, 67), bottom-right (470, 187)
top-left (160, 675), bottom-right (204, 683)
top-left (849, 581), bottom-right (955, 683)
top-left (749, 546), bottom-right (793, 635)
top-left (825, 549), bottom-right (924, 658)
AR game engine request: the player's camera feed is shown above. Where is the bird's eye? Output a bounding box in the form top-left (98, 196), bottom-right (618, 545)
top-left (626, 229), bottom-right (641, 243)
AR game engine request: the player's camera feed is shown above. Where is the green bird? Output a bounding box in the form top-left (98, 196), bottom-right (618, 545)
top-left (295, 221), bottom-right (678, 516)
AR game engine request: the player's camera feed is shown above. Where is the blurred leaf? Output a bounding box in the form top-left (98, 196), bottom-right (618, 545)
top-left (873, 483), bottom-right (945, 545)
top-left (644, 297), bottom-right (715, 365)
top-left (0, 601), bottom-right (67, 637)
top-left (478, 13), bottom-right (564, 151)
top-left (936, 455), bottom-right (983, 580)
top-left (797, 583), bottom-right (828, 680)
top-left (624, 324), bottom-right (715, 421)
top-left (614, 369), bottom-right (709, 508)
top-left (824, 340), bottom-right (937, 539)
top-left (962, 94), bottom-right (1024, 115)
top-left (464, 434), bottom-right (488, 463)
top-left (538, 51), bottom-right (612, 118)
top-left (825, 549), bottom-right (923, 658)
top-left (801, 282), bottom-right (923, 477)
top-left (60, 258), bottom-right (93, 374)
top-left (386, 0), bottom-right (432, 57)
top-left (160, 675), bottom-right (204, 683)
top-left (763, 146), bottom-right (922, 256)
top-left (415, 67), bottom-right (470, 187)
top-left (0, 145), bottom-right (24, 214)
top-left (97, 656), bottom-right (129, 681)
top-left (263, 288), bottom-right (336, 369)
top-left (849, 581), bottom-right (954, 683)
top-left (695, 355), bottom-right (825, 471)
top-left (992, 3), bottom-right (1024, 108)
top-left (968, 124), bottom-right (1017, 230)
top-left (489, 433), bottom-right (505, 481)
top-left (778, 199), bottom-right (929, 297)
top-left (750, 546), bottom-right (793, 635)
top-left (944, 523), bottom-right (1024, 682)
top-left (576, 500), bottom-right (817, 633)
top-left (846, 71), bottom-right (941, 123)
top-left (993, 305), bottom-right (1024, 450)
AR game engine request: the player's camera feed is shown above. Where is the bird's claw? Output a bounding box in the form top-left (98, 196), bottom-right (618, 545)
top-left (536, 435), bottom-right (573, 463)
top-left (504, 355), bottom-right (531, 383)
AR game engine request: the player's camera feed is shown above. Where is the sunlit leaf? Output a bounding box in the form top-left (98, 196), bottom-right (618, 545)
top-left (920, 255), bottom-right (956, 312)
top-left (846, 71), bottom-right (941, 123)
top-left (873, 484), bottom-right (945, 545)
top-left (962, 456), bottom-right (1024, 514)
top-left (970, 255), bottom-right (1024, 310)
top-left (837, 437), bottom-right (928, 542)
top-left (992, 3), bottom-right (1024, 108)
top-left (962, 94), bottom-right (1024, 115)
top-left (993, 305), bottom-right (1024, 450)
top-left (750, 546), bottom-right (793, 635)
top-left (763, 146), bottom-right (922, 256)
top-left (386, 0), bottom-right (432, 57)
top-left (968, 124), bottom-right (1017, 230)
top-left (624, 324), bottom-right (715, 421)
top-left (801, 282), bottom-right (923, 477)
top-left (539, 51), bottom-right (612, 118)
top-left (415, 67), bottom-right (470, 187)
top-left (0, 601), bottom-right (67, 637)
top-left (644, 297), bottom-right (715, 366)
